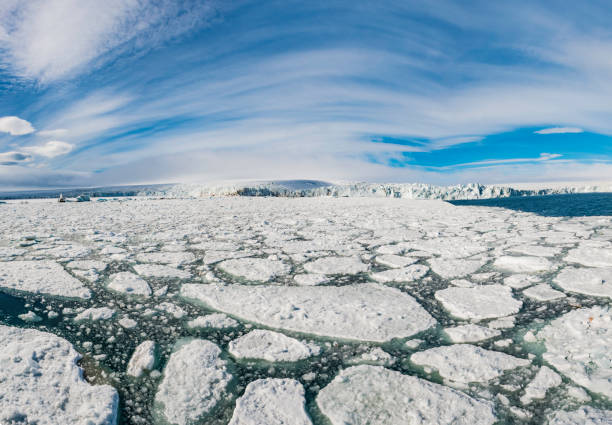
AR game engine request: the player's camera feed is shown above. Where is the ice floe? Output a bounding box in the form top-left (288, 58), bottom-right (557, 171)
top-left (155, 339), bottom-right (233, 425)
top-left (181, 282), bottom-right (436, 342)
top-left (443, 324), bottom-right (501, 343)
top-left (107, 272), bottom-right (151, 297)
top-left (520, 366), bottom-right (562, 405)
top-left (218, 257), bottom-right (290, 282)
top-left (522, 284), bottom-right (566, 301)
top-left (536, 306), bottom-right (612, 398)
top-left (554, 267), bottom-right (612, 299)
top-left (0, 324), bottom-right (118, 425)
top-left (493, 256), bottom-right (554, 273)
top-left (370, 264), bottom-right (429, 283)
top-left (435, 284), bottom-right (522, 320)
top-left (75, 306), bottom-right (115, 321)
top-left (411, 344), bottom-right (529, 384)
top-left (547, 406), bottom-right (612, 425)
top-left (127, 341), bottom-right (156, 377)
top-left (303, 256), bottom-right (368, 275)
top-left (133, 264), bottom-right (191, 279)
top-left (228, 378), bottom-right (312, 425)
top-left (316, 365), bottom-right (496, 425)
top-left (229, 329), bottom-right (320, 362)
top-left (427, 258), bottom-right (485, 279)
top-left (374, 254), bottom-right (418, 268)
top-left (0, 260), bottom-right (91, 298)
top-left (187, 313), bottom-right (239, 329)
top-left (565, 247), bottom-right (612, 268)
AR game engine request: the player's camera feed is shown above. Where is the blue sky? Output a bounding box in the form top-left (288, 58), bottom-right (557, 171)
top-left (1, 0), bottom-right (612, 189)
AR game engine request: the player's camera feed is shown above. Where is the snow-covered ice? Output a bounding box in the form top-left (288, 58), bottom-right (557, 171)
top-left (229, 329), bottom-right (320, 361)
top-left (127, 340), bottom-right (156, 377)
top-left (0, 324), bottom-right (118, 425)
top-left (520, 366), bottom-right (562, 405)
top-left (443, 324), bottom-right (501, 343)
top-left (228, 379), bottom-right (312, 425)
top-left (0, 260), bottom-right (91, 298)
top-left (370, 264), bottom-right (429, 283)
top-left (493, 256), bottom-right (554, 273)
top-left (75, 306), bottom-right (115, 321)
top-left (181, 282), bottom-right (436, 342)
top-left (522, 284), bottom-right (566, 301)
top-left (303, 256), bottom-right (368, 275)
top-left (107, 272), bottom-right (152, 297)
top-left (155, 339), bottom-right (233, 425)
top-left (411, 344), bottom-right (529, 384)
top-left (565, 247), bottom-right (612, 268)
top-left (536, 306), bottom-right (612, 398)
top-left (427, 258), bottom-right (485, 279)
top-left (133, 263), bottom-right (191, 279)
top-left (218, 257), bottom-right (290, 282)
top-left (547, 406), bottom-right (612, 425)
top-left (554, 267), bottom-right (612, 299)
top-left (316, 365), bottom-right (496, 425)
top-left (187, 313), bottom-right (239, 329)
top-left (435, 285), bottom-right (522, 320)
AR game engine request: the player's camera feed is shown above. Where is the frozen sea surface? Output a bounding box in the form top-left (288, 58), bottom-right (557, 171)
top-left (0, 196), bottom-right (611, 424)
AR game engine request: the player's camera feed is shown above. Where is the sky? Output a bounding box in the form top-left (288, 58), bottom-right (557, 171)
top-left (1, 0), bottom-right (612, 189)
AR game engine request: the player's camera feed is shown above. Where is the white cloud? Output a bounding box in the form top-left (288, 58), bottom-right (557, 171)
top-left (0, 151), bottom-right (32, 165)
top-left (534, 127), bottom-right (584, 134)
top-left (0, 116), bottom-right (35, 135)
top-left (444, 153), bottom-right (563, 169)
top-left (23, 141), bottom-right (74, 158)
top-left (0, 0), bottom-right (218, 82)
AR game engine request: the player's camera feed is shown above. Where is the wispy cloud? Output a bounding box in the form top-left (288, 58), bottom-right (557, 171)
top-left (22, 141), bottom-right (74, 158)
top-left (535, 127), bottom-right (584, 134)
top-left (0, 151), bottom-right (32, 166)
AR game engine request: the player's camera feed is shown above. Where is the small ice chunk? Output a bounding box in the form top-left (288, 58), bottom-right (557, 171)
top-left (435, 285), bottom-right (522, 320)
top-left (74, 307), bottom-right (115, 322)
top-left (119, 317), bottom-right (137, 329)
top-left (156, 302), bottom-right (186, 318)
top-left (228, 378), bottom-right (312, 425)
top-left (554, 267), bottom-right (612, 299)
top-left (127, 341), bottom-right (156, 377)
top-left (316, 365), bottom-right (496, 425)
top-left (229, 330), bottom-right (319, 362)
top-left (444, 324), bottom-right (501, 343)
top-left (370, 264), bottom-right (429, 283)
top-left (520, 366), bottom-right (562, 405)
top-left (107, 272), bottom-right (151, 297)
top-left (293, 273), bottom-right (328, 286)
top-left (218, 257), bottom-right (290, 282)
top-left (0, 260), bottom-right (91, 299)
top-left (404, 339), bottom-right (423, 349)
top-left (18, 311), bottom-right (42, 322)
top-left (488, 316), bottom-right (516, 329)
top-left (411, 344), bottom-right (529, 384)
top-left (566, 386), bottom-right (590, 402)
top-left (348, 347), bottom-right (395, 366)
top-left (522, 284), bottom-right (566, 301)
top-left (187, 314), bottom-right (239, 329)
top-left (155, 339), bottom-right (233, 425)
top-left (547, 406), bottom-right (612, 425)
top-left (427, 258), bottom-right (485, 279)
top-left (303, 256), bottom-right (368, 275)
top-left (375, 254), bottom-right (418, 269)
top-left (493, 256), bottom-right (554, 273)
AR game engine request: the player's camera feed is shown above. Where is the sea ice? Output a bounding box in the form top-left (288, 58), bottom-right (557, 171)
top-left (0, 260), bottom-right (91, 299)
top-left (127, 341), bottom-right (156, 377)
top-left (187, 313), bottom-right (239, 329)
top-left (411, 344), bottom-right (529, 384)
top-left (155, 339), bottom-right (233, 425)
top-left (547, 406), bottom-right (612, 425)
top-left (536, 306), bottom-right (612, 398)
top-left (493, 256), bottom-right (554, 273)
top-left (218, 257), bottom-right (290, 282)
top-left (522, 284), bottom-right (566, 301)
top-left (136, 251), bottom-right (196, 266)
top-left (554, 267), bottom-right (612, 299)
top-left (435, 285), bottom-right (522, 320)
top-left (316, 365), bottom-right (496, 425)
top-left (18, 311), bottom-right (41, 322)
top-left (443, 324), bottom-right (501, 343)
top-left (228, 329), bottom-right (320, 362)
top-left (303, 256), bottom-right (368, 275)
top-left (0, 325), bottom-right (118, 425)
top-left (520, 366), bottom-right (562, 405)
top-left (427, 258), bottom-right (485, 279)
top-left (565, 247), bottom-right (612, 268)
top-left (504, 274), bottom-right (540, 289)
top-left (74, 306), bottom-right (115, 321)
top-left (181, 282), bottom-right (436, 342)
top-left (228, 378), bottom-right (312, 425)
top-left (370, 264), bottom-right (429, 283)
top-left (293, 273), bottom-right (328, 286)
top-left (107, 272), bottom-right (151, 297)
top-left (375, 254), bottom-right (418, 268)
top-left (133, 264), bottom-right (191, 279)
